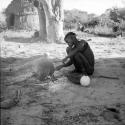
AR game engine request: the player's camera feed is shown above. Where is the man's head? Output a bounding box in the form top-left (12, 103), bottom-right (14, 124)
top-left (64, 32), bottom-right (77, 47)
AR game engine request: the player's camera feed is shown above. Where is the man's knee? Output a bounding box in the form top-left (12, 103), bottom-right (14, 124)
top-left (66, 47), bottom-right (71, 54)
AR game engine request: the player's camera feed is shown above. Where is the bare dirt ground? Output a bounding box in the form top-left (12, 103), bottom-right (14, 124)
top-left (0, 30), bottom-right (125, 125)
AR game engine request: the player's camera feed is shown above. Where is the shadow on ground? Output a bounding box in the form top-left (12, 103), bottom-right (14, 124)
top-left (1, 56), bottom-right (125, 125)
top-left (4, 36), bottom-right (41, 43)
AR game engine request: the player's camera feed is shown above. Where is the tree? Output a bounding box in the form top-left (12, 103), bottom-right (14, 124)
top-left (30, 0), bottom-right (64, 43)
top-left (117, 8), bottom-right (125, 20)
top-left (109, 8), bottom-right (120, 22)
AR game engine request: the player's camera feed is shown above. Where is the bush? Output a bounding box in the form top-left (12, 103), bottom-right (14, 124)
top-left (0, 13), bottom-right (7, 32)
top-left (94, 25), bottom-right (113, 35)
top-left (63, 22), bottom-right (77, 30)
top-left (119, 20), bottom-right (125, 31)
top-left (85, 25), bottom-right (116, 37)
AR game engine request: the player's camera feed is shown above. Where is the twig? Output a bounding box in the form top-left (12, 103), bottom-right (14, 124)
top-left (94, 75), bottom-right (119, 80)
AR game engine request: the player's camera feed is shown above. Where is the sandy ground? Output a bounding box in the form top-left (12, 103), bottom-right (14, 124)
top-left (0, 30), bottom-right (125, 125)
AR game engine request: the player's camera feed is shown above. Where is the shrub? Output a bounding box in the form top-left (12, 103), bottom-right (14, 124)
top-left (94, 25), bottom-right (113, 35)
top-left (63, 22), bottom-right (77, 30)
top-left (0, 12), bottom-right (7, 32)
top-left (119, 20), bottom-right (125, 31)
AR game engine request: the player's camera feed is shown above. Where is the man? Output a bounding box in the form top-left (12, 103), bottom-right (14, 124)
top-left (56, 32), bottom-right (95, 76)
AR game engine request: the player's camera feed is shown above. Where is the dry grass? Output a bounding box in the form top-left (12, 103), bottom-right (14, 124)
top-left (94, 25), bottom-right (113, 34)
top-left (86, 25), bottom-right (112, 34)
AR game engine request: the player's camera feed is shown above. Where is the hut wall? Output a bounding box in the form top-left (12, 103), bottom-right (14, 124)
top-left (5, 0), bottom-right (39, 30)
top-left (14, 14), bottom-right (39, 30)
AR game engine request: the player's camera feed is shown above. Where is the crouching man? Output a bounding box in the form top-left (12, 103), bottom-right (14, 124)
top-left (56, 32), bottom-right (95, 76)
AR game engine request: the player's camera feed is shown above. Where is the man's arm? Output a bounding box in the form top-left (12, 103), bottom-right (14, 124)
top-left (65, 42), bottom-right (88, 59)
top-left (63, 59), bottom-right (72, 67)
top-left (62, 46), bottom-right (82, 63)
top-left (55, 59), bottom-right (72, 71)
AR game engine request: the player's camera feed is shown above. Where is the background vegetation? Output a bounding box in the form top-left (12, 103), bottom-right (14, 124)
top-left (64, 8), bottom-right (125, 36)
top-left (0, 7), bottom-right (125, 36)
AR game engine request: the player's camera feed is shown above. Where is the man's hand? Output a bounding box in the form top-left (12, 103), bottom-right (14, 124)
top-left (62, 57), bottom-right (68, 64)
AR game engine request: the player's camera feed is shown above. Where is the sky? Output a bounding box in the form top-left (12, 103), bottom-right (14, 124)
top-left (63, 0), bottom-right (125, 15)
top-left (0, 0), bottom-right (125, 15)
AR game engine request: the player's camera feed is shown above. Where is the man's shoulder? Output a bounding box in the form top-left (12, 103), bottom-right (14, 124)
top-left (80, 39), bottom-right (87, 43)
top-left (79, 40), bottom-right (89, 51)
top-left (79, 39), bottom-right (87, 47)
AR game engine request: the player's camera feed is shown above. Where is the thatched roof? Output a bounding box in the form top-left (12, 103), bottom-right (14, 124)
top-left (5, 0), bottom-right (38, 16)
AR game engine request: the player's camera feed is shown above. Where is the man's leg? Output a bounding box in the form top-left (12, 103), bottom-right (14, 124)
top-left (66, 47), bottom-right (78, 73)
top-left (74, 52), bottom-right (94, 75)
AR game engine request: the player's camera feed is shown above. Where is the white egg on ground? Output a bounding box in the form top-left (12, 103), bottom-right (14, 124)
top-left (80, 75), bottom-right (90, 86)
top-left (43, 52), bottom-right (50, 57)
